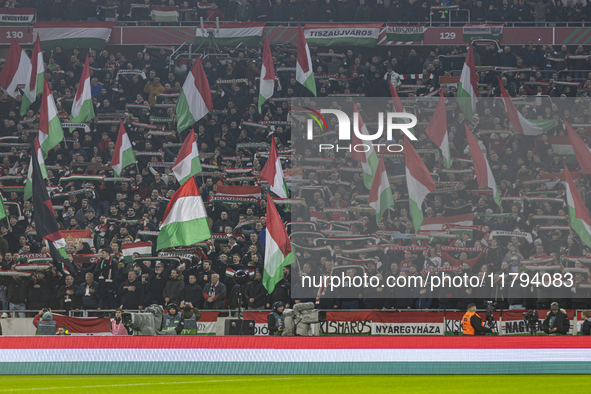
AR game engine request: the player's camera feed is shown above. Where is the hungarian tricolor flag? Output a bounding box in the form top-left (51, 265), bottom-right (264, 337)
top-left (258, 36), bottom-right (275, 113)
top-left (157, 177), bottom-right (211, 250)
top-left (465, 124), bottom-right (500, 208)
top-left (39, 78), bottom-right (65, 157)
top-left (296, 23), bottom-right (316, 97)
top-left (498, 76), bottom-right (556, 135)
top-left (111, 121), bottom-right (135, 177)
top-left (368, 156), bottom-right (394, 225)
top-left (21, 34), bottom-right (44, 116)
top-left (259, 137), bottom-right (288, 198)
top-left (564, 164), bottom-right (591, 248)
top-left (0, 38), bottom-right (31, 99)
top-left (565, 119), bottom-right (591, 175)
top-left (405, 135), bottom-right (436, 232)
top-left (351, 104), bottom-right (378, 190)
top-left (70, 54), bottom-right (95, 125)
top-left (457, 45), bottom-right (478, 121)
top-left (122, 241), bottom-right (153, 264)
top-left (30, 141), bottom-right (69, 262)
top-left (176, 59), bottom-right (213, 132)
top-left (425, 90), bottom-right (452, 168)
top-left (389, 81), bottom-right (416, 139)
top-left (263, 192), bottom-right (292, 293)
top-left (173, 128), bottom-right (202, 185)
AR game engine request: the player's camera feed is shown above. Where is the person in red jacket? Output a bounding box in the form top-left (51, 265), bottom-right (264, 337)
top-left (206, 2), bottom-right (225, 20)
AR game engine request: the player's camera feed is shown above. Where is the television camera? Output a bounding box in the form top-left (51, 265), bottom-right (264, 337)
top-left (282, 302), bottom-right (327, 336)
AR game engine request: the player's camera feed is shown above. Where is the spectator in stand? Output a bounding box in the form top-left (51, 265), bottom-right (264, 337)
top-left (203, 273), bottom-right (226, 309)
top-left (76, 272), bottom-right (102, 315)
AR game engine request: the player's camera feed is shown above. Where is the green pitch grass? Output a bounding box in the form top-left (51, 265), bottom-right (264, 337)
top-left (2, 375), bottom-right (591, 393)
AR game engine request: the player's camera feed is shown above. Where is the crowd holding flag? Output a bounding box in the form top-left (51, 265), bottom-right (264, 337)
top-left (457, 44), bottom-right (478, 121)
top-left (368, 156), bottom-right (395, 225)
top-left (425, 90), bottom-right (452, 169)
top-left (404, 135), bottom-right (436, 232)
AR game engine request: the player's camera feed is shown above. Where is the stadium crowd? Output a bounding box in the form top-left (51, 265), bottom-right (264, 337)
top-left (1, 0), bottom-right (591, 24)
top-left (0, 36), bottom-right (591, 319)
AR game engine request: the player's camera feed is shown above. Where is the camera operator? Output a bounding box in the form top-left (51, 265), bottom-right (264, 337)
top-left (462, 303), bottom-right (493, 336)
top-left (267, 301), bottom-right (285, 336)
top-left (542, 302), bottom-right (570, 335)
top-left (161, 303), bottom-right (185, 334)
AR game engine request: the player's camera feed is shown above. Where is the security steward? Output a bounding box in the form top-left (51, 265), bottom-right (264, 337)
top-left (462, 303), bottom-right (492, 336)
top-left (267, 301), bottom-right (285, 336)
top-left (161, 303), bottom-right (185, 334)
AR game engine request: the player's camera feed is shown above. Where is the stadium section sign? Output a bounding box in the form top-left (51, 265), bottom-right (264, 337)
top-left (304, 23), bottom-right (382, 48)
top-left (386, 24), bottom-right (426, 43)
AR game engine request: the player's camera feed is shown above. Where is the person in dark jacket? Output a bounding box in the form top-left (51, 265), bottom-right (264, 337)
top-left (5, 276), bottom-right (28, 317)
top-left (118, 270), bottom-right (145, 310)
top-left (244, 270), bottom-right (267, 309)
top-left (287, 0), bottom-right (302, 21)
top-left (181, 274), bottom-right (203, 308)
top-left (266, 266), bottom-right (291, 308)
top-left (138, 260), bottom-right (173, 307)
top-left (270, 0), bottom-right (288, 21)
top-left (28, 271), bottom-right (52, 311)
top-left (581, 310), bottom-right (591, 335)
top-left (55, 275), bottom-right (80, 312)
top-left (462, 303), bottom-right (493, 336)
top-left (163, 268), bottom-right (185, 306)
top-left (76, 272), bottom-right (103, 313)
top-left (542, 302), bottom-right (570, 335)
top-left (203, 273), bottom-right (226, 309)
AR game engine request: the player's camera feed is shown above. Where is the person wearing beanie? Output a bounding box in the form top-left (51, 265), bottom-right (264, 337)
top-left (542, 302), bottom-right (570, 335)
top-left (33, 309), bottom-right (57, 335)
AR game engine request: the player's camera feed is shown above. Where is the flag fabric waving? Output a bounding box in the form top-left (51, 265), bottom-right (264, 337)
top-left (111, 121), bottom-right (136, 177)
top-left (30, 141), bottom-right (69, 262)
top-left (368, 156), bottom-right (395, 225)
top-left (565, 119), bottom-right (591, 175)
top-left (351, 104), bottom-right (379, 190)
top-left (24, 138), bottom-right (45, 201)
top-left (258, 36), bottom-right (275, 113)
top-left (259, 137), bottom-right (288, 198)
top-left (563, 164), bottom-right (591, 248)
top-left (296, 23), bottom-right (316, 97)
top-left (70, 54), bottom-right (95, 125)
top-left (173, 129), bottom-right (202, 185)
top-left (21, 34), bottom-right (44, 116)
top-left (263, 191), bottom-right (292, 293)
top-left (176, 59), bottom-right (213, 132)
top-left (39, 78), bottom-right (65, 157)
top-left (498, 76), bottom-right (555, 135)
top-left (0, 38), bottom-right (31, 99)
top-left (425, 90), bottom-right (452, 168)
top-left (157, 176), bottom-right (211, 250)
top-left (0, 191), bottom-right (6, 222)
top-left (457, 45), bottom-right (478, 121)
top-left (465, 124), bottom-right (500, 208)
top-left (405, 135), bottom-right (436, 232)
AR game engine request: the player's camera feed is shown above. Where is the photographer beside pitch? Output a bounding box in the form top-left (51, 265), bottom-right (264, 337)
top-left (462, 303), bottom-right (493, 336)
top-left (542, 302), bottom-right (570, 335)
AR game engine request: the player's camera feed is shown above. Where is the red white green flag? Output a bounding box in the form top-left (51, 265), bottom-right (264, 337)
top-left (405, 135), bottom-right (436, 232)
top-left (263, 191), bottom-right (292, 293)
top-left (425, 90), bottom-right (452, 168)
top-left (157, 177), bottom-right (211, 251)
top-left (111, 121), bottom-right (136, 177)
top-left (457, 45), bottom-right (478, 121)
top-left (564, 164), bottom-right (591, 248)
top-left (70, 54), bottom-right (95, 125)
top-left (465, 124), bottom-right (500, 208)
top-left (259, 137), bottom-right (288, 198)
top-left (0, 38), bottom-right (31, 99)
top-left (21, 34), bottom-right (44, 116)
top-left (368, 156), bottom-right (395, 225)
top-left (172, 129), bottom-right (202, 185)
top-left (296, 23), bottom-right (316, 97)
top-left (351, 103), bottom-right (379, 190)
top-left (258, 36), bottom-right (275, 113)
top-left (176, 59), bottom-right (213, 132)
top-left (565, 119), bottom-right (591, 175)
